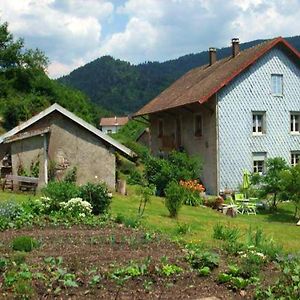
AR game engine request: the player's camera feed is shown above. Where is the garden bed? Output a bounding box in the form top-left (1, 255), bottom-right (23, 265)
top-left (0, 224), bottom-right (259, 299)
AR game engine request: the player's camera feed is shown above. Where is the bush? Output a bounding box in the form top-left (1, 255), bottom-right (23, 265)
top-left (128, 169), bottom-right (143, 185)
top-left (79, 182), bottom-right (111, 215)
top-left (60, 197), bottom-right (92, 218)
top-left (164, 181), bottom-right (186, 218)
top-left (144, 151), bottom-right (202, 195)
top-left (0, 200), bottom-right (24, 220)
top-left (42, 181), bottom-right (79, 212)
top-left (12, 236), bottom-right (39, 252)
top-left (186, 250), bottom-right (219, 270)
top-left (64, 166), bottom-right (77, 183)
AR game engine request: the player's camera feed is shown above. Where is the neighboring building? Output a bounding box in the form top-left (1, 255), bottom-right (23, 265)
top-left (135, 37), bottom-right (300, 195)
top-left (100, 116), bottom-right (129, 134)
top-left (136, 128), bottom-right (150, 148)
top-left (0, 104), bottom-right (135, 190)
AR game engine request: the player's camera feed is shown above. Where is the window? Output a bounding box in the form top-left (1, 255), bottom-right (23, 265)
top-left (290, 113), bottom-right (300, 133)
top-left (252, 112), bottom-right (265, 134)
top-left (291, 152), bottom-right (300, 167)
top-left (158, 119), bottom-right (163, 138)
top-left (271, 74), bottom-right (283, 95)
top-left (194, 115), bottom-right (203, 137)
top-left (107, 129), bottom-right (112, 134)
top-left (253, 152), bottom-right (266, 174)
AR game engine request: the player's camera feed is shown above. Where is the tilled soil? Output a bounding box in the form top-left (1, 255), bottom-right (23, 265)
top-left (0, 225), bottom-right (252, 299)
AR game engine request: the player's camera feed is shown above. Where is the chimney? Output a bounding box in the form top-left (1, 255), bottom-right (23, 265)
top-left (114, 116), bottom-right (117, 124)
top-left (232, 38), bottom-right (240, 57)
top-left (209, 47), bottom-right (217, 65)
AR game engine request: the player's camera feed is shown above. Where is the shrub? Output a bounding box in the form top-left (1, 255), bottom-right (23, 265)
top-left (0, 200), bottom-right (24, 220)
top-left (144, 151), bottom-right (202, 195)
top-left (164, 181), bottom-right (186, 218)
top-left (128, 169), bottom-right (144, 185)
top-left (12, 236), bottom-right (39, 252)
top-left (60, 197), bottom-right (92, 218)
top-left (176, 223), bottom-right (191, 235)
top-left (64, 166), bottom-right (77, 183)
top-left (79, 182), bottom-right (111, 215)
top-left (42, 181), bottom-right (79, 211)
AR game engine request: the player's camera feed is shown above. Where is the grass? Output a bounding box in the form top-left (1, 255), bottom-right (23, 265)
top-left (1, 187), bottom-right (299, 252)
top-left (112, 186), bottom-right (300, 252)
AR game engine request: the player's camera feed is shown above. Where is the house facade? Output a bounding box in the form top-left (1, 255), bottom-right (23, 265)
top-left (100, 116), bottom-right (129, 134)
top-left (135, 37), bottom-right (300, 195)
top-left (0, 104), bottom-right (135, 190)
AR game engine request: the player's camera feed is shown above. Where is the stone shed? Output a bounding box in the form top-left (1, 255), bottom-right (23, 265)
top-left (0, 104), bottom-right (135, 190)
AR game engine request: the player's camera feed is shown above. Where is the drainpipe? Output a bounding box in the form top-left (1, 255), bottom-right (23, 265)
top-left (43, 134), bottom-right (48, 185)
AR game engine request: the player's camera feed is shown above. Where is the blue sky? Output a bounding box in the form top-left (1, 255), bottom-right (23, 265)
top-left (1, 0), bottom-right (299, 78)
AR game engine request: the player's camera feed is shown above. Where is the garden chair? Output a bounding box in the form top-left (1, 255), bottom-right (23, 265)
top-left (245, 200), bottom-right (257, 215)
top-left (234, 193), bottom-right (246, 214)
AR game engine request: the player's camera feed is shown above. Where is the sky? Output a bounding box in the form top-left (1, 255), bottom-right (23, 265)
top-left (1, 0), bottom-right (299, 78)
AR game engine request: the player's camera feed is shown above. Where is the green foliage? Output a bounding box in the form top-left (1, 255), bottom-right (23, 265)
top-left (42, 181), bottom-right (79, 212)
top-left (137, 185), bottom-right (155, 216)
top-left (183, 189), bottom-right (203, 206)
top-left (64, 166), bottom-right (77, 183)
top-left (254, 157), bottom-right (289, 209)
top-left (0, 20), bottom-right (109, 132)
top-left (176, 223), bottom-right (191, 235)
top-left (114, 213), bottom-right (141, 228)
top-left (159, 264), bottom-right (183, 276)
top-left (256, 254), bottom-right (300, 299)
top-left (198, 266), bottom-right (211, 276)
top-left (186, 248), bottom-right (219, 270)
top-left (12, 236), bottom-right (39, 252)
top-left (164, 181), bottom-right (186, 218)
top-left (128, 169), bottom-right (144, 185)
top-left (0, 200), bottom-right (24, 220)
top-left (280, 164), bottom-right (300, 218)
top-left (79, 182), bottom-right (111, 215)
top-left (144, 151), bottom-right (202, 196)
top-left (213, 224), bottom-right (240, 243)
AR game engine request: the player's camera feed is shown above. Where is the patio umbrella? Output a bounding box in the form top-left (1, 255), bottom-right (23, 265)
top-left (242, 170), bottom-right (250, 198)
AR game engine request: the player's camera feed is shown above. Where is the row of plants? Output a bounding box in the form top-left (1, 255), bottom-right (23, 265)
top-left (0, 181), bottom-right (111, 231)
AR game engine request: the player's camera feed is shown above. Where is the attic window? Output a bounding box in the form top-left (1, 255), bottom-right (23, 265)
top-left (271, 74), bottom-right (283, 95)
top-left (194, 115), bottom-right (203, 137)
top-left (158, 119), bottom-right (163, 138)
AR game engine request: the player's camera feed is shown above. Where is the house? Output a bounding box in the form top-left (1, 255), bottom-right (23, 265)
top-left (136, 128), bottom-right (150, 148)
top-left (100, 116), bottom-right (129, 134)
top-left (135, 37), bottom-right (300, 195)
top-left (0, 104), bottom-right (135, 190)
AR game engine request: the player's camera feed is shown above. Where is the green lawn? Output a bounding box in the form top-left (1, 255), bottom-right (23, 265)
top-left (1, 188), bottom-right (299, 252)
top-left (112, 186), bottom-right (300, 252)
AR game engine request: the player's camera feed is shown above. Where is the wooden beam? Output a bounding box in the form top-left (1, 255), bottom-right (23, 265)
top-left (3, 127), bottom-right (50, 144)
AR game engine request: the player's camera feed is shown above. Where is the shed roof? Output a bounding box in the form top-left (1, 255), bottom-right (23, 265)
top-left (100, 116), bottom-right (129, 127)
top-left (0, 104), bottom-right (136, 158)
top-left (135, 37), bottom-right (300, 116)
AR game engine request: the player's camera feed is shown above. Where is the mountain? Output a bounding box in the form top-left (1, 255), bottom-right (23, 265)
top-left (58, 36), bottom-right (300, 115)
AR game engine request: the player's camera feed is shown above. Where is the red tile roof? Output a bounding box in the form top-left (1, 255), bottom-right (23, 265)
top-left (135, 37), bottom-right (300, 116)
top-left (100, 116), bottom-right (129, 126)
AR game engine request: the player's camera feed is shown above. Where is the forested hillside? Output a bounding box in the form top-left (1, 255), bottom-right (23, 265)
top-left (0, 21), bottom-right (110, 133)
top-left (59, 36), bottom-right (300, 115)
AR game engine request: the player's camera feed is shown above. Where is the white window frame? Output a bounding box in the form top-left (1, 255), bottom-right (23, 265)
top-left (271, 74), bottom-right (283, 96)
top-left (290, 113), bottom-right (300, 134)
top-left (253, 152), bottom-right (267, 174)
top-left (252, 112), bottom-right (266, 135)
top-left (291, 152), bottom-right (300, 167)
top-left (194, 114), bottom-right (203, 138)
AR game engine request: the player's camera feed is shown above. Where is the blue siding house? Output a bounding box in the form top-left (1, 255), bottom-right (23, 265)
top-left (135, 37), bottom-right (300, 195)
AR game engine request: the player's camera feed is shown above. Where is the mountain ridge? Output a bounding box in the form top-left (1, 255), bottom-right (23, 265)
top-left (59, 36), bottom-right (300, 115)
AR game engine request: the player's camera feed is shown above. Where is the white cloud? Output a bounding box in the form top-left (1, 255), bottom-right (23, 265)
top-left (0, 0), bottom-right (299, 78)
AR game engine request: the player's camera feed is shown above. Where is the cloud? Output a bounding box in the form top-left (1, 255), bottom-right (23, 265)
top-left (0, 0), bottom-right (299, 78)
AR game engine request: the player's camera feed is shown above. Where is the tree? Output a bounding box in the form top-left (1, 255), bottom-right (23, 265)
top-left (280, 164), bottom-right (300, 218)
top-left (257, 157), bottom-right (289, 209)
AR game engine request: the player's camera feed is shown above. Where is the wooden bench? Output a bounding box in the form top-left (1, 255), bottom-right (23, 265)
top-left (2, 175), bottom-right (39, 194)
